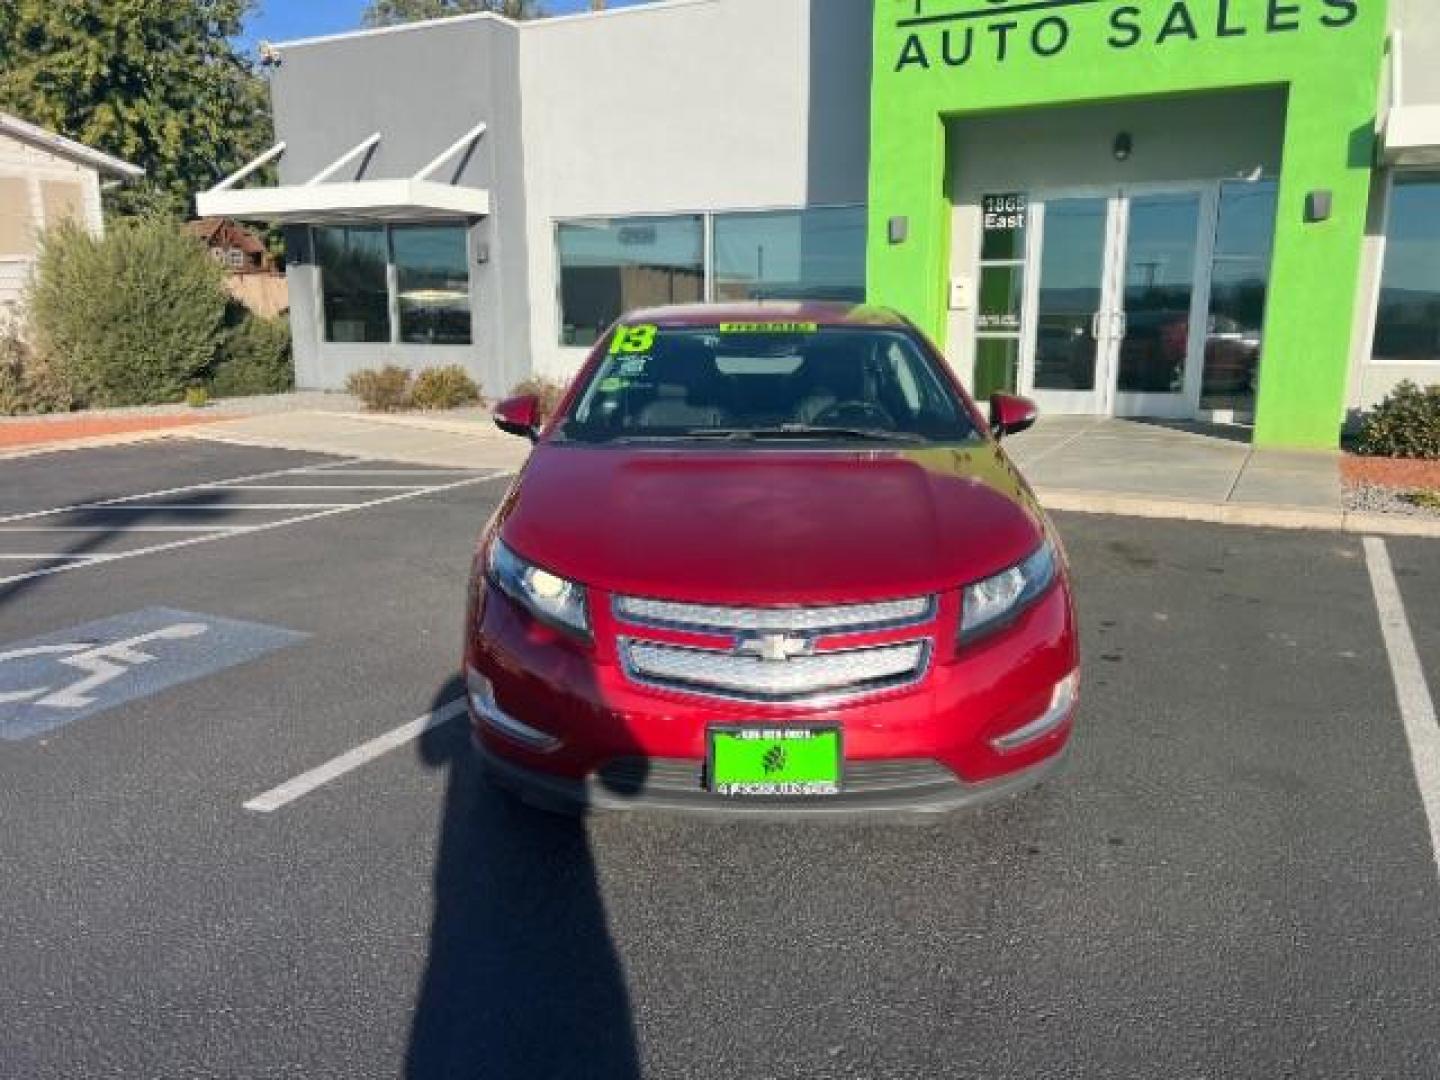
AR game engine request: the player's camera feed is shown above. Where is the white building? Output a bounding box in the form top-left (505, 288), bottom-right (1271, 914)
top-left (0, 111), bottom-right (143, 316)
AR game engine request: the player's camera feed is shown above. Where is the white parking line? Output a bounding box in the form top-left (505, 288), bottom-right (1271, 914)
top-left (0, 553), bottom-right (95, 561)
top-left (0, 470), bottom-right (515, 588)
top-left (244, 697), bottom-right (468, 813)
top-left (79, 503), bottom-right (357, 511)
top-left (1364, 537), bottom-right (1440, 880)
top-left (0, 525), bottom-right (248, 533)
top-left (0, 460), bottom-right (366, 526)
top-left (292, 469), bottom-right (486, 477)
top-left (217, 485), bottom-right (429, 492)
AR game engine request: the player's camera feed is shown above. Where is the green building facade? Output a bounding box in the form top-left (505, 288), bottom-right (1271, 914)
top-left (868, 0), bottom-right (1406, 448)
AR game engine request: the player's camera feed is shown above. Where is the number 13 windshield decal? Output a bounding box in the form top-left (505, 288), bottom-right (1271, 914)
top-left (610, 324), bottom-right (657, 355)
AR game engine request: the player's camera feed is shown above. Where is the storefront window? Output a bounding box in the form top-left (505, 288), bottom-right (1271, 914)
top-left (557, 216), bottom-right (704, 346)
top-left (1202, 180), bottom-right (1278, 413)
top-left (392, 225), bottom-right (472, 345)
top-left (315, 225), bottom-right (391, 343)
top-left (713, 206), bottom-right (866, 302)
top-left (974, 193), bottom-right (1028, 397)
top-left (1373, 175), bottom-right (1440, 365)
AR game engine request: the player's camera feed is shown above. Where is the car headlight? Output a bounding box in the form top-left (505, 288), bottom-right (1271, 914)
top-left (960, 539), bottom-right (1058, 643)
top-left (487, 538), bottom-right (590, 637)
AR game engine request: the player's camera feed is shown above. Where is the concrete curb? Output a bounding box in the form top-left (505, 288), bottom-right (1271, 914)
top-left (0, 428), bottom-right (193, 462)
top-left (328, 411), bottom-right (503, 438)
top-left (1038, 488), bottom-right (1440, 539)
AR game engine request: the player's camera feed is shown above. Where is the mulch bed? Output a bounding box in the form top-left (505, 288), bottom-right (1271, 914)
top-left (0, 413), bottom-right (225, 449)
top-left (1341, 454), bottom-right (1440, 492)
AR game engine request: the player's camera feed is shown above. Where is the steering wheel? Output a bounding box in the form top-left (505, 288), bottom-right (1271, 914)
top-left (813, 401), bottom-right (896, 430)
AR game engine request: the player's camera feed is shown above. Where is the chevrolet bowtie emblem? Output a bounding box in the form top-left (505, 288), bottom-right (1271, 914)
top-left (736, 633), bottom-right (814, 663)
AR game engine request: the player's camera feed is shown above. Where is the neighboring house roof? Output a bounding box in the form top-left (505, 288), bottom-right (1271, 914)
top-left (0, 111), bottom-right (144, 180)
top-left (183, 217), bottom-right (268, 255)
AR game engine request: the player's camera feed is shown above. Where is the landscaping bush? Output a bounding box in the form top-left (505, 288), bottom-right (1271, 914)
top-left (347, 366), bottom-right (413, 412)
top-left (29, 219), bottom-right (228, 407)
top-left (508, 376), bottom-right (569, 420)
top-left (184, 386), bottom-right (210, 408)
top-left (411, 365), bottom-right (482, 411)
top-left (1356, 380), bottom-right (1440, 460)
top-left (211, 308), bottom-right (294, 398)
top-left (0, 320), bottom-right (75, 415)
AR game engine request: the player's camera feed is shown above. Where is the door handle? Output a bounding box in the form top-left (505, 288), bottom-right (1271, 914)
top-left (1090, 312), bottom-right (1103, 341)
top-left (1112, 312), bottom-right (1128, 340)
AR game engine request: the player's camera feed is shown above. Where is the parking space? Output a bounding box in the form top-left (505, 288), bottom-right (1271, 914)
top-left (0, 442), bottom-right (509, 589)
top-left (0, 439), bottom-right (1437, 1078)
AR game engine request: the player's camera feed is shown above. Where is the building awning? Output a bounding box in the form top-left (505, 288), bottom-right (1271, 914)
top-left (196, 178), bottom-right (490, 224)
top-left (194, 123), bottom-right (489, 225)
top-left (1379, 31), bottom-right (1440, 167)
top-left (1380, 104), bottom-right (1440, 167)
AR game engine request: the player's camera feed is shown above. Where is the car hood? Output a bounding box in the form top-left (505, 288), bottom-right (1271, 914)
top-left (496, 442), bottom-right (1047, 605)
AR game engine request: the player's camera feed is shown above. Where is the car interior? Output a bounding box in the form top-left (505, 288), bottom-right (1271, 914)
top-left (567, 330), bottom-right (973, 440)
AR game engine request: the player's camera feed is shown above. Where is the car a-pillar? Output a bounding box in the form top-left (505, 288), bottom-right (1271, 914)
top-left (865, 0), bottom-right (1386, 450)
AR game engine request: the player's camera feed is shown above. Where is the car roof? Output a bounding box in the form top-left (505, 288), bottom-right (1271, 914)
top-left (623, 301), bottom-right (914, 330)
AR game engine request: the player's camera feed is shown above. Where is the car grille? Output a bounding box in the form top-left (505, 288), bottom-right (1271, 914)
top-left (621, 639), bottom-right (929, 702)
top-left (612, 594), bottom-right (936, 704)
top-left (612, 595), bottom-right (936, 635)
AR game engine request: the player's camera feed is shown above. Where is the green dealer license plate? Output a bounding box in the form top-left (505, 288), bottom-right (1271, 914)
top-left (708, 727), bottom-right (841, 797)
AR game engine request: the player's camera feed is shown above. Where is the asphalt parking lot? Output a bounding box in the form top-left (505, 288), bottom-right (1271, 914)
top-left (2, 439), bottom-right (1438, 1079)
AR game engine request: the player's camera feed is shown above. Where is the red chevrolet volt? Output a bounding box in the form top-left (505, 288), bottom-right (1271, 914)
top-left (465, 303), bottom-right (1079, 815)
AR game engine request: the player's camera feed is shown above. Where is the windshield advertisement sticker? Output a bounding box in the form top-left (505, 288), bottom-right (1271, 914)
top-left (610, 325), bottom-right (658, 355)
top-left (718, 323), bottom-right (820, 335)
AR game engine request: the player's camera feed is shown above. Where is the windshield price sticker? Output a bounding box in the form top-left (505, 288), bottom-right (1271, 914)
top-left (718, 322), bottom-right (819, 334)
top-left (610, 324), bottom-right (658, 355)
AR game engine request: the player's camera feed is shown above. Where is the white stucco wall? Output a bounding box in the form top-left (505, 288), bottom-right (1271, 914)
top-left (1344, 0), bottom-right (1440, 416)
top-left (516, 0), bottom-right (872, 382)
top-left (268, 0), bottom-right (872, 394)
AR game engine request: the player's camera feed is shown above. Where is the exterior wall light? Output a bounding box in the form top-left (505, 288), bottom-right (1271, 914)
top-left (1113, 132), bottom-right (1133, 162)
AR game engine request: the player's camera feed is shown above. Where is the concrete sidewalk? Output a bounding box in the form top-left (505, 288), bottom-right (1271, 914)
top-left (190, 410), bottom-right (1437, 536)
top-left (10, 405), bottom-right (1434, 537)
top-left (1007, 417), bottom-right (1337, 508)
top-left (190, 410), bottom-right (530, 471)
top-left (1005, 417), bottom-right (1440, 536)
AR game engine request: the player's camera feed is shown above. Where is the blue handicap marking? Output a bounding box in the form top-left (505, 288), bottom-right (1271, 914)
top-left (0, 607), bottom-right (307, 741)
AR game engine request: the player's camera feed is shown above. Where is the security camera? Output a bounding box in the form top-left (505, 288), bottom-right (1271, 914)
top-left (258, 41), bottom-right (283, 68)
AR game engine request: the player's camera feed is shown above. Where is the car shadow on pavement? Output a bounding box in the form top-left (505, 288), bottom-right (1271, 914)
top-left (0, 487), bottom-right (245, 614)
top-left (407, 677), bottom-right (641, 1080)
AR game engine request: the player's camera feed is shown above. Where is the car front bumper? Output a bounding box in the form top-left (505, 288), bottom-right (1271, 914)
top-left (474, 731), bottom-right (1070, 818)
top-left (464, 572), bottom-right (1079, 816)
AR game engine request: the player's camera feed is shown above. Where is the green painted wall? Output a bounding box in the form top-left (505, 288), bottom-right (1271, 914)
top-left (868, 0), bottom-right (1388, 448)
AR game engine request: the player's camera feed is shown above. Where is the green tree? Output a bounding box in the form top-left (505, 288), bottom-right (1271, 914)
top-left (0, 1), bottom-right (272, 219)
top-left (362, 0), bottom-right (546, 27)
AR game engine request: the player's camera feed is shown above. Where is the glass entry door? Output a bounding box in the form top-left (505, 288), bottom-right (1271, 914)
top-left (1021, 186), bottom-right (1215, 418)
top-left (1025, 195), bottom-right (1117, 414)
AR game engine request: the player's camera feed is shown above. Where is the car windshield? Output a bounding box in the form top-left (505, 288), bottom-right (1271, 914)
top-left (556, 323), bottom-right (979, 444)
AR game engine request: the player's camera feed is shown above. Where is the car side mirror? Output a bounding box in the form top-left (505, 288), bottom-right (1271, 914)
top-left (494, 394), bottom-right (541, 442)
top-left (989, 393), bottom-right (1039, 440)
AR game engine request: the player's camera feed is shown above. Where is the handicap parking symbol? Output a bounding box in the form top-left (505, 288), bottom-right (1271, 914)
top-left (0, 608), bottom-right (306, 741)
